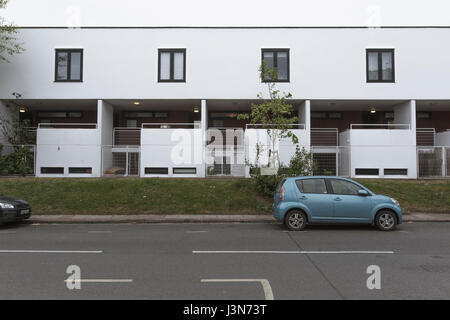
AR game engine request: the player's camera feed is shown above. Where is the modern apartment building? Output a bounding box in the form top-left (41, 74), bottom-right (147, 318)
top-left (0, 26), bottom-right (449, 179)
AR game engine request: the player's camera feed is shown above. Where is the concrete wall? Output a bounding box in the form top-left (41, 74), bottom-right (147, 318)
top-left (140, 128), bottom-right (204, 177)
top-left (98, 100), bottom-right (114, 174)
top-left (436, 131), bottom-right (450, 146)
top-left (36, 128), bottom-right (101, 177)
top-left (1, 28), bottom-right (450, 100)
top-left (348, 129), bottom-right (417, 178)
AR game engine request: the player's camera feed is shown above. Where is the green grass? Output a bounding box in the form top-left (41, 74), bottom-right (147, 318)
top-left (0, 177), bottom-right (448, 215)
top-left (356, 179), bottom-right (450, 214)
top-left (0, 177), bottom-right (272, 215)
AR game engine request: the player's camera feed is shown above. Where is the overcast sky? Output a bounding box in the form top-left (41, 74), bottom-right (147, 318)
top-left (2, 0), bottom-right (450, 27)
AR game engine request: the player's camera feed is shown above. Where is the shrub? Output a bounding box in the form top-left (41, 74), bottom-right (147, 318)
top-left (249, 145), bottom-right (314, 197)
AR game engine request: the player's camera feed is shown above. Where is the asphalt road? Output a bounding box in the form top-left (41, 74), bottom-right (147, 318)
top-left (0, 221), bottom-right (449, 300)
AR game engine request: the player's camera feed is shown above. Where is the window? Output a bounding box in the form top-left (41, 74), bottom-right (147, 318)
top-left (417, 111), bottom-right (432, 120)
top-left (355, 168), bottom-right (379, 176)
top-left (366, 49), bottom-right (394, 82)
top-left (38, 111), bottom-right (83, 119)
top-left (40, 167), bottom-right (64, 174)
top-left (55, 49), bottom-right (83, 82)
top-left (311, 112), bottom-right (343, 120)
top-left (298, 179), bottom-right (328, 194)
top-left (173, 168), bottom-right (196, 174)
top-left (261, 49), bottom-right (290, 82)
top-left (69, 167), bottom-right (92, 174)
top-left (158, 49), bottom-right (186, 82)
top-left (330, 179), bottom-right (362, 195)
top-left (384, 169), bottom-right (408, 176)
top-left (145, 167), bottom-right (169, 175)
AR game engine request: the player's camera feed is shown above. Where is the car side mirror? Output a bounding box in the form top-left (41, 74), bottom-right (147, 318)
top-left (357, 190), bottom-right (369, 196)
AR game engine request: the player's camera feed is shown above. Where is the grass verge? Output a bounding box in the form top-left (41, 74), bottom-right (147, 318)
top-left (0, 177), bottom-right (448, 215)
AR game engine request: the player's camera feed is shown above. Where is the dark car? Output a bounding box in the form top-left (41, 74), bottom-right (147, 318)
top-left (0, 195), bottom-right (32, 224)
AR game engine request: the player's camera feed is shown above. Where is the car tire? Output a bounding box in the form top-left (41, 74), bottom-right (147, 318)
top-left (375, 210), bottom-right (397, 231)
top-left (284, 210), bottom-right (307, 231)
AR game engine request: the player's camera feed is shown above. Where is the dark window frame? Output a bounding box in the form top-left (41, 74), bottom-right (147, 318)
top-left (68, 167), bottom-right (93, 174)
top-left (384, 168), bottom-right (408, 176)
top-left (158, 48), bottom-right (186, 83)
top-left (37, 111), bottom-right (84, 119)
top-left (261, 48), bottom-right (290, 83)
top-left (40, 167), bottom-right (64, 174)
top-left (55, 49), bottom-right (84, 82)
top-left (355, 168), bottom-right (380, 176)
top-left (366, 49), bottom-right (395, 83)
top-left (311, 111), bottom-right (343, 120)
top-left (145, 167), bottom-right (169, 175)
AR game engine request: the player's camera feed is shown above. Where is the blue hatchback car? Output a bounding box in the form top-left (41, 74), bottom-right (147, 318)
top-left (273, 177), bottom-right (402, 231)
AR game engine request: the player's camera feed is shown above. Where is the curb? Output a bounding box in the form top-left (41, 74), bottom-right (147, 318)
top-left (26, 213), bottom-right (450, 224)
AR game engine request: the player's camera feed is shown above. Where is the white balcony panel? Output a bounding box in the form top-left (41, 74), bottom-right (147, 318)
top-left (140, 128), bottom-right (204, 177)
top-left (36, 128), bottom-right (100, 177)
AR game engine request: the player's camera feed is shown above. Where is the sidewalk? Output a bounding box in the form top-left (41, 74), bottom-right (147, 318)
top-left (28, 213), bottom-right (450, 224)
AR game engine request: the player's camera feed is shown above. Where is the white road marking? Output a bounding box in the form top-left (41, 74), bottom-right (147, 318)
top-left (201, 279), bottom-right (274, 300)
top-left (88, 231), bottom-right (112, 233)
top-left (186, 231), bottom-right (209, 233)
top-left (64, 279), bottom-right (133, 283)
top-left (0, 250), bottom-right (103, 254)
top-left (193, 250), bottom-right (394, 254)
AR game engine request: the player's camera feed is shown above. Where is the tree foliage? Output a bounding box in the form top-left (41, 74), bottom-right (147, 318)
top-left (238, 61), bottom-right (299, 167)
top-left (0, 0), bottom-right (24, 62)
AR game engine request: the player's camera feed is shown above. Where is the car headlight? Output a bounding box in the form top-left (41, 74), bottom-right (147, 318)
top-left (0, 202), bottom-right (15, 209)
top-left (390, 198), bottom-right (400, 207)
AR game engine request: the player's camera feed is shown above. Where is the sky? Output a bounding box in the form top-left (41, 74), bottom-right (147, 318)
top-left (2, 0), bottom-right (450, 27)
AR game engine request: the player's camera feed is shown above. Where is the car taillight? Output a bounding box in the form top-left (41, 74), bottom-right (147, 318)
top-left (280, 186), bottom-right (285, 201)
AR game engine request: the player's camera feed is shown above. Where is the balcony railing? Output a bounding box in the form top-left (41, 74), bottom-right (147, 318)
top-left (416, 128), bottom-right (436, 146)
top-left (141, 123), bottom-right (201, 129)
top-left (245, 124), bottom-right (306, 130)
top-left (311, 128), bottom-right (338, 146)
top-left (350, 123), bottom-right (411, 130)
top-left (38, 123), bottom-right (97, 129)
top-left (113, 127), bottom-right (141, 146)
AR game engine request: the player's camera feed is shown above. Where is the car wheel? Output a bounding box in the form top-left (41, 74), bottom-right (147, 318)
top-left (284, 210), bottom-right (307, 231)
top-left (375, 210), bottom-right (397, 231)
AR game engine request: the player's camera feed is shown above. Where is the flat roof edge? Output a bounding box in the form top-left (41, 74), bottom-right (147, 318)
top-left (16, 26), bottom-right (450, 30)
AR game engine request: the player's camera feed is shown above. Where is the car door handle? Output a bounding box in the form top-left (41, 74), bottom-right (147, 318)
top-left (334, 197), bottom-right (342, 201)
top-left (299, 196), bottom-right (308, 200)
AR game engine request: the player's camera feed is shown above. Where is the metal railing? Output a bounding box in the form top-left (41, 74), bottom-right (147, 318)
top-left (246, 123), bottom-right (306, 130)
top-left (350, 123), bottom-right (411, 130)
top-left (417, 146), bottom-right (449, 178)
top-left (311, 128), bottom-right (338, 146)
top-left (113, 127), bottom-right (141, 146)
top-left (141, 123), bottom-right (200, 129)
top-left (38, 123), bottom-right (97, 129)
top-left (102, 145), bottom-right (140, 176)
top-left (416, 128), bottom-right (436, 146)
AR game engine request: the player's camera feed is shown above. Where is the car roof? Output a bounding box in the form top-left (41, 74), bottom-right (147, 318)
top-left (286, 176), bottom-right (352, 181)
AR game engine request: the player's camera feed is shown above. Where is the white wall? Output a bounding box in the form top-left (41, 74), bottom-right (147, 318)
top-left (36, 128), bottom-right (101, 177)
top-left (394, 100), bottom-right (416, 128)
top-left (98, 100), bottom-right (114, 174)
top-left (348, 129), bottom-right (417, 178)
top-left (436, 131), bottom-right (450, 146)
top-left (140, 128), bottom-right (204, 177)
top-left (245, 129), bottom-right (309, 167)
top-left (1, 28), bottom-right (450, 100)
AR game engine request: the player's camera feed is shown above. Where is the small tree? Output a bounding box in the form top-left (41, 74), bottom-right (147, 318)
top-left (0, 0), bottom-right (25, 62)
top-left (238, 62), bottom-right (298, 168)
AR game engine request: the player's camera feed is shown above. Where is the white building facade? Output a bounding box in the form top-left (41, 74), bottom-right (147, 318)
top-left (0, 26), bottom-right (449, 179)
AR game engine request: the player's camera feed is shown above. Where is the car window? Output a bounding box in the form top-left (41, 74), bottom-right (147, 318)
top-left (300, 179), bottom-right (328, 194)
top-left (275, 179), bottom-right (286, 193)
top-left (295, 180), bottom-right (303, 193)
top-left (330, 179), bottom-right (362, 195)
